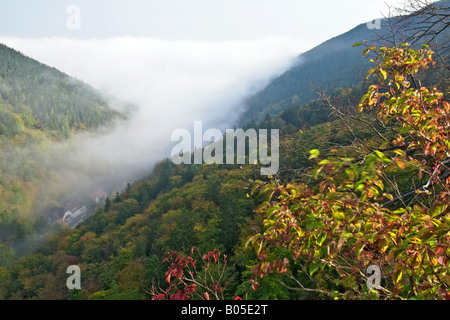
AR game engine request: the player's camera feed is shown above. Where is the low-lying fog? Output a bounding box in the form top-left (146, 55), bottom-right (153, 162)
top-left (0, 36), bottom-right (304, 205)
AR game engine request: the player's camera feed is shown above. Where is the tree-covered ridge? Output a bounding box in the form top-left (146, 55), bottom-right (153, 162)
top-left (0, 43), bottom-right (123, 139)
top-left (0, 161), bottom-right (261, 299)
top-left (238, 24), bottom-right (374, 126)
top-left (0, 42), bottom-right (125, 267)
top-left (239, 0), bottom-right (450, 126)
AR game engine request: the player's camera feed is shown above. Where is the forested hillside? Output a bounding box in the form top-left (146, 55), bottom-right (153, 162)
top-left (0, 43), bottom-right (124, 264)
top-left (239, 0), bottom-right (450, 125)
top-left (0, 113), bottom-right (377, 300)
top-left (0, 43), bottom-right (121, 138)
top-left (238, 24), bottom-right (375, 125)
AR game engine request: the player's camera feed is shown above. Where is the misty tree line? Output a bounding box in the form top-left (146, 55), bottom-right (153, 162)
top-left (0, 43), bottom-right (122, 138)
top-left (0, 43), bottom-right (127, 269)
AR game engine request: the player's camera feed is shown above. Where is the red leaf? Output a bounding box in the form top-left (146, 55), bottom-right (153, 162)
top-left (436, 247), bottom-right (448, 266)
top-left (438, 287), bottom-right (450, 300)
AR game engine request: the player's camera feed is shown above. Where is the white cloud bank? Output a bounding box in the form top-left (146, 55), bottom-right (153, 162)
top-left (0, 36), bottom-right (304, 195)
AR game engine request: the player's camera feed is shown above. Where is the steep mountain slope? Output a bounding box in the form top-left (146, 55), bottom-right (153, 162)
top-left (238, 23), bottom-right (377, 125)
top-left (0, 86), bottom-right (426, 300)
top-left (1, 2), bottom-right (449, 301)
top-left (0, 43), bottom-right (122, 138)
top-left (0, 43), bottom-right (124, 258)
top-left (240, 0), bottom-right (450, 125)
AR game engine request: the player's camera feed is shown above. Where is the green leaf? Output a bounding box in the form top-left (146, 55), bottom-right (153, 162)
top-left (378, 238), bottom-right (389, 252)
top-left (332, 211), bottom-right (345, 220)
top-left (355, 182), bottom-right (365, 192)
top-left (363, 48), bottom-right (371, 57)
top-left (309, 261), bottom-right (321, 276)
top-left (342, 232), bottom-right (353, 238)
top-left (379, 68), bottom-right (387, 81)
top-left (373, 179), bottom-right (384, 191)
top-left (429, 205), bottom-right (448, 217)
top-left (313, 167), bottom-right (323, 180)
top-left (317, 233), bottom-right (327, 246)
top-left (394, 270), bottom-right (403, 284)
top-left (309, 149), bottom-right (320, 160)
top-left (374, 150), bottom-right (386, 159)
top-left (318, 159), bottom-right (330, 166)
top-left (263, 220), bottom-right (275, 228)
top-left (393, 149), bottom-right (406, 157)
top-left (355, 241), bottom-right (366, 259)
top-left (368, 289), bottom-right (380, 300)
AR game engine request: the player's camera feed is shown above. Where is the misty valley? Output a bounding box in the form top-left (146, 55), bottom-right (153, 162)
top-left (0, 0), bottom-right (449, 303)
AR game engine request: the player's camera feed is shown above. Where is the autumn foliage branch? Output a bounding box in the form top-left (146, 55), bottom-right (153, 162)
top-left (150, 247), bottom-right (238, 300)
top-left (246, 44), bottom-right (450, 300)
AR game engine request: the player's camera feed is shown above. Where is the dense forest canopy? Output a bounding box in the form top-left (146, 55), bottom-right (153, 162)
top-left (0, 43), bottom-right (125, 263)
top-left (0, 43), bottom-right (123, 137)
top-left (239, 0), bottom-right (450, 126)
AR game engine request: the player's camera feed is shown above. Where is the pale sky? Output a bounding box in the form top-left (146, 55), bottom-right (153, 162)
top-left (1, 0), bottom-right (406, 48)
